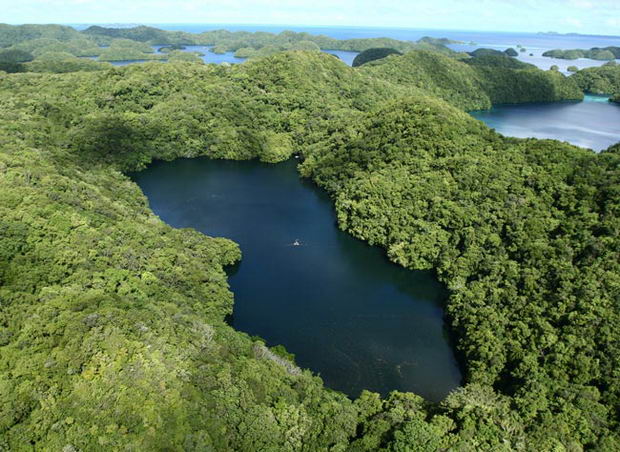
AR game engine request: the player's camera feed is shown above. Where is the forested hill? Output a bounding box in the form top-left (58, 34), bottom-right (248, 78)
top-left (362, 51), bottom-right (583, 110)
top-left (569, 62), bottom-right (620, 96)
top-left (0, 51), bottom-right (618, 450)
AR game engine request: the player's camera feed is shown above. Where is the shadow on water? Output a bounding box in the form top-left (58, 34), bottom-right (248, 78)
top-left (131, 157), bottom-right (462, 401)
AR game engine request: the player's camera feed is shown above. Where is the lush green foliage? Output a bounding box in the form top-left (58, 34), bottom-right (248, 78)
top-left (570, 63), bottom-right (620, 95)
top-left (8, 37), bottom-right (102, 58)
top-left (465, 54), bottom-right (536, 69)
top-left (0, 48), bottom-right (34, 63)
top-left (97, 39), bottom-right (164, 62)
top-left (362, 50), bottom-right (582, 110)
top-left (469, 48), bottom-right (506, 58)
top-left (158, 44), bottom-right (188, 53)
top-left (0, 24), bottom-right (82, 47)
top-left (0, 48), bottom-right (618, 450)
top-left (352, 48), bottom-right (403, 67)
top-left (234, 41), bottom-right (321, 59)
top-left (24, 52), bottom-right (112, 73)
top-left (82, 25), bottom-right (195, 46)
top-left (165, 50), bottom-right (204, 64)
top-left (0, 48), bottom-right (34, 72)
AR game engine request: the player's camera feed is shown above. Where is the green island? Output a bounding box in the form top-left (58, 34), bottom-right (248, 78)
top-left (570, 62), bottom-right (620, 96)
top-left (0, 23), bottom-right (620, 451)
top-left (542, 46), bottom-right (620, 61)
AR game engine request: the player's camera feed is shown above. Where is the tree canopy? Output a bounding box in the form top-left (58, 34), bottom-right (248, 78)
top-left (570, 63), bottom-right (620, 95)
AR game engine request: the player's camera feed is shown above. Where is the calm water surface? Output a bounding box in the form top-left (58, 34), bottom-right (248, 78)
top-left (471, 96), bottom-right (620, 151)
top-left (132, 158), bottom-right (462, 401)
top-left (322, 49), bottom-right (359, 66)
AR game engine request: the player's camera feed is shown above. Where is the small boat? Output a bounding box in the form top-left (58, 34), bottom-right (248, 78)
top-left (292, 239), bottom-right (301, 246)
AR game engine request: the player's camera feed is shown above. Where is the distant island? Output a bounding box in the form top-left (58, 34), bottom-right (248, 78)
top-left (543, 46), bottom-right (620, 61)
top-left (538, 31), bottom-right (620, 39)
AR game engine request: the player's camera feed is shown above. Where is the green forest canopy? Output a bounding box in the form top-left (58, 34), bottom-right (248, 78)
top-left (0, 42), bottom-right (619, 451)
top-left (570, 63), bottom-right (620, 95)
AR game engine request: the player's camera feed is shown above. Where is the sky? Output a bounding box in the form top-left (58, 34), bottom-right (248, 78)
top-left (3, 0), bottom-right (620, 35)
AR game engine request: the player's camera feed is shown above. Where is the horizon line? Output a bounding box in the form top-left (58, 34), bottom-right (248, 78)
top-left (5, 22), bottom-right (618, 39)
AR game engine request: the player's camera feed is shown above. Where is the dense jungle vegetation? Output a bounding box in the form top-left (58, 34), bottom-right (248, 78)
top-left (0, 25), bottom-right (619, 451)
top-left (569, 62), bottom-right (620, 96)
top-left (361, 51), bottom-right (582, 110)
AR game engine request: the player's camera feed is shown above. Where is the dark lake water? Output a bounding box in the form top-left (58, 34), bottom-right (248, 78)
top-left (471, 95), bottom-right (620, 151)
top-left (132, 158), bottom-right (462, 401)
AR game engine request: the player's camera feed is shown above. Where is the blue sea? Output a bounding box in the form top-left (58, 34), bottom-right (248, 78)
top-left (74, 24), bottom-right (620, 70)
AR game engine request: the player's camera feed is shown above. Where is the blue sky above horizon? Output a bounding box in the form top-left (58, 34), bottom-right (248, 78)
top-left (4, 0), bottom-right (620, 36)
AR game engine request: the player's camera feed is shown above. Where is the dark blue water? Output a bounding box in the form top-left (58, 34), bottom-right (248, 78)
top-left (471, 95), bottom-right (620, 151)
top-left (132, 158), bottom-right (462, 401)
